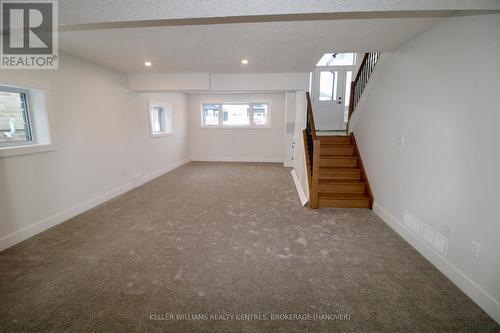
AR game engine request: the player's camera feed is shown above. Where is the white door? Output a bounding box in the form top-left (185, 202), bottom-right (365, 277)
top-left (311, 67), bottom-right (352, 131)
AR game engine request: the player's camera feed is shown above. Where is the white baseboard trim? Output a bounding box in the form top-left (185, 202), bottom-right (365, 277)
top-left (373, 202), bottom-right (500, 324)
top-left (139, 158), bottom-right (190, 185)
top-left (0, 182), bottom-right (134, 252)
top-left (191, 157), bottom-right (283, 163)
top-left (291, 169), bottom-right (308, 206)
top-left (0, 159), bottom-right (192, 253)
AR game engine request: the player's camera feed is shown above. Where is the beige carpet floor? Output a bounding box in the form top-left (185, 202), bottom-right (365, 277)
top-left (0, 162), bottom-right (498, 332)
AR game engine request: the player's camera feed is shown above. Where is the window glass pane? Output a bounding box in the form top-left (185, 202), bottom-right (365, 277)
top-left (150, 106), bottom-right (165, 133)
top-left (222, 104), bottom-right (249, 126)
top-left (252, 104), bottom-right (268, 126)
top-left (202, 104), bottom-right (220, 126)
top-left (316, 53), bottom-right (355, 66)
top-left (0, 90), bottom-right (31, 143)
top-left (319, 71), bottom-right (338, 101)
top-left (202, 103), bottom-right (268, 127)
top-left (344, 71), bottom-right (352, 123)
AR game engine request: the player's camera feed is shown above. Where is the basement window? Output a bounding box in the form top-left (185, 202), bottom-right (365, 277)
top-left (201, 103), bottom-right (269, 128)
top-left (0, 87), bottom-right (32, 146)
top-left (0, 82), bottom-right (55, 158)
top-left (149, 102), bottom-right (172, 137)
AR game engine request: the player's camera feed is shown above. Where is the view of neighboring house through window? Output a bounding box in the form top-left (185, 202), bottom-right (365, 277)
top-left (0, 87), bottom-right (32, 146)
top-left (202, 104), bottom-right (220, 126)
top-left (201, 103), bottom-right (269, 127)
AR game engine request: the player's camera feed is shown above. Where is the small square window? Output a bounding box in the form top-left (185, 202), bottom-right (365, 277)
top-left (149, 102), bottom-right (172, 137)
top-left (0, 87), bottom-right (32, 146)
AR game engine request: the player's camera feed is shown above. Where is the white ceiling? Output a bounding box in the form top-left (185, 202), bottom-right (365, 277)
top-left (60, 16), bottom-right (445, 73)
top-left (58, 0), bottom-right (500, 27)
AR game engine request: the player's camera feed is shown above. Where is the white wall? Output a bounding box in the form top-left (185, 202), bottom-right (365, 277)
top-left (210, 73), bottom-right (309, 92)
top-left (129, 73), bottom-right (210, 91)
top-left (0, 53), bottom-right (190, 251)
top-left (188, 93), bottom-right (286, 162)
top-left (128, 72), bottom-right (310, 92)
top-left (132, 92), bottom-right (189, 185)
top-left (352, 13), bottom-right (500, 323)
top-left (284, 91), bottom-right (296, 167)
top-left (292, 91), bottom-right (309, 197)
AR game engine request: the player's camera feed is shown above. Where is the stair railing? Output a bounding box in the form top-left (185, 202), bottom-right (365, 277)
top-left (347, 52), bottom-right (381, 125)
top-left (303, 92), bottom-right (320, 208)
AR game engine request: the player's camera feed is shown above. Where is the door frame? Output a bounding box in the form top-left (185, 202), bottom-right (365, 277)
top-left (311, 64), bottom-right (356, 131)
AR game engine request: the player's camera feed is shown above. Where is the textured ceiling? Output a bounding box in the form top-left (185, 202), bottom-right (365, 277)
top-left (58, 0), bottom-right (500, 28)
top-left (60, 17), bottom-right (444, 73)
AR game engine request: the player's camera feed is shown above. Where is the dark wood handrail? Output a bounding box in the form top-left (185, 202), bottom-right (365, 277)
top-left (354, 53), bottom-right (369, 83)
top-left (305, 91), bottom-right (317, 140)
top-left (348, 52), bottom-right (381, 124)
top-left (303, 91), bottom-right (320, 208)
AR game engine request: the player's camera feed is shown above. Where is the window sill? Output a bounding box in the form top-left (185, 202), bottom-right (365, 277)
top-left (199, 126), bottom-right (272, 130)
top-left (150, 132), bottom-right (172, 138)
top-left (0, 143), bottom-right (57, 158)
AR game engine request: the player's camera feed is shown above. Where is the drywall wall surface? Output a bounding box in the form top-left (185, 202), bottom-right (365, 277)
top-left (352, 13), bottom-right (500, 322)
top-left (188, 93), bottom-right (286, 162)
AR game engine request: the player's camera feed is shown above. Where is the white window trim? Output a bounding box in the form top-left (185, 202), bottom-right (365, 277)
top-left (316, 53), bottom-right (357, 67)
top-left (148, 101), bottom-right (172, 138)
top-left (199, 101), bottom-right (272, 130)
top-left (0, 143), bottom-right (57, 158)
top-left (0, 79), bottom-right (56, 158)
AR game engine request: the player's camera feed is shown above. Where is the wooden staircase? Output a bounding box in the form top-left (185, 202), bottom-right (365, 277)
top-left (303, 52), bottom-right (380, 209)
top-left (303, 125), bottom-right (373, 209)
top-left (316, 134), bottom-right (373, 208)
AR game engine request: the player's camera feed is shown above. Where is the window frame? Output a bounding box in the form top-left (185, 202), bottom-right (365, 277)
top-left (200, 102), bottom-right (271, 129)
top-left (0, 85), bottom-right (34, 148)
top-left (316, 53), bottom-right (357, 67)
top-left (148, 101), bottom-right (172, 137)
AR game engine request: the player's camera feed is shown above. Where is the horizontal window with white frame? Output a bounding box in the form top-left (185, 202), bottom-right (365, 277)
top-left (201, 103), bottom-right (269, 128)
top-left (0, 86), bottom-right (32, 146)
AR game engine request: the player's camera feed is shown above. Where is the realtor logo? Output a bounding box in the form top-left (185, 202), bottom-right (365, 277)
top-left (1, 0), bottom-right (58, 69)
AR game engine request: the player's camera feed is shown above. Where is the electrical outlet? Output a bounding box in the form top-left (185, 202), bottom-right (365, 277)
top-left (470, 241), bottom-right (480, 258)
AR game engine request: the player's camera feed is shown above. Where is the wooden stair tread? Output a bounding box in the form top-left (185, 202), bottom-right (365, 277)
top-left (319, 156), bottom-right (358, 168)
top-left (319, 179), bottom-right (365, 184)
top-left (319, 156), bottom-right (357, 160)
top-left (320, 144), bottom-right (353, 147)
top-left (320, 145), bottom-right (355, 156)
top-left (319, 193), bottom-right (370, 199)
top-left (318, 136), bottom-right (351, 143)
top-left (320, 166), bottom-right (361, 171)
